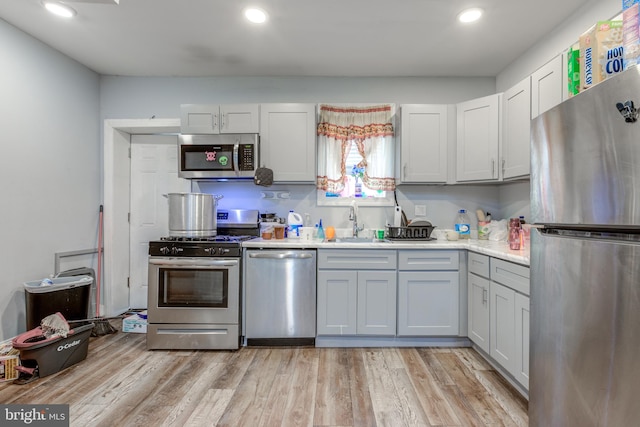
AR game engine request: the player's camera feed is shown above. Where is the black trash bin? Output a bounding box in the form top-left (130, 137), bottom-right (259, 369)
top-left (24, 276), bottom-right (92, 330)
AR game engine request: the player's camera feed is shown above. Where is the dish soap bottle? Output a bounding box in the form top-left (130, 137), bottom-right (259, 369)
top-left (317, 219), bottom-right (325, 241)
top-left (455, 209), bottom-right (471, 239)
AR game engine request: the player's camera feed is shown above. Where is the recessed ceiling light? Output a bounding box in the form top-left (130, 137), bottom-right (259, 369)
top-left (244, 7), bottom-right (268, 24)
top-left (42, 1), bottom-right (77, 18)
top-left (458, 8), bottom-right (483, 24)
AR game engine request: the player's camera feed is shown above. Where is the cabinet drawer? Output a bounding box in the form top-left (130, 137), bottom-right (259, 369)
top-left (398, 250), bottom-right (459, 271)
top-left (490, 258), bottom-right (530, 296)
top-left (468, 252), bottom-right (490, 278)
top-left (318, 250), bottom-right (396, 270)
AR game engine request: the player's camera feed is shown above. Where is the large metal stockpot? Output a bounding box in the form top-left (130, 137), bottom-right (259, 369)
top-left (165, 193), bottom-right (223, 237)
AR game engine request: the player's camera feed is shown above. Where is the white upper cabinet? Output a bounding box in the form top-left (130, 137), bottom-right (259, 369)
top-left (501, 76), bottom-right (531, 180)
top-left (180, 104), bottom-right (260, 134)
top-left (398, 104), bottom-right (451, 183)
top-left (531, 55), bottom-right (564, 119)
top-left (456, 94), bottom-right (501, 182)
top-left (259, 103), bottom-right (316, 183)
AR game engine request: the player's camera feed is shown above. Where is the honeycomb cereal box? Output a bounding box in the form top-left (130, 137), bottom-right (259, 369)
top-left (623, 0), bottom-right (640, 68)
top-left (580, 21), bottom-right (624, 91)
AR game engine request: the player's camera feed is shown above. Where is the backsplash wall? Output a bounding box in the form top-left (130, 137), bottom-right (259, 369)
top-left (195, 180), bottom-right (529, 234)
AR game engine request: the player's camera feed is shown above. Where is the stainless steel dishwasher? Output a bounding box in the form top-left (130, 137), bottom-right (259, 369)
top-left (244, 249), bottom-right (316, 345)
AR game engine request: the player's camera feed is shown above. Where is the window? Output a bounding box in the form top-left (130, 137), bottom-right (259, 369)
top-left (316, 104), bottom-right (396, 207)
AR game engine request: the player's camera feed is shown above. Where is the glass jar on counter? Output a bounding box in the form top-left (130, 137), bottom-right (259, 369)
top-left (508, 218), bottom-right (522, 250)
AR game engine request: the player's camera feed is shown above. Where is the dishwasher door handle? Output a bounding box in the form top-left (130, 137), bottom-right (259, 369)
top-left (248, 252), bottom-right (313, 260)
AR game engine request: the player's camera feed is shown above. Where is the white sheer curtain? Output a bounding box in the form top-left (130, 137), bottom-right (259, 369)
top-left (316, 104), bottom-right (395, 193)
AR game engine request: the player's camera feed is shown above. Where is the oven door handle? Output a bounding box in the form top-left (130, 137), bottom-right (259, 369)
top-left (149, 258), bottom-right (239, 267)
top-left (248, 252), bottom-right (313, 260)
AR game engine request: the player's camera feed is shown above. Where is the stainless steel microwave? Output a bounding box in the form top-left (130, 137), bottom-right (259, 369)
top-left (178, 134), bottom-right (259, 179)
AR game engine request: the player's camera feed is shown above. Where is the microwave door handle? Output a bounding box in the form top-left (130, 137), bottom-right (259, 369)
top-left (233, 141), bottom-right (240, 175)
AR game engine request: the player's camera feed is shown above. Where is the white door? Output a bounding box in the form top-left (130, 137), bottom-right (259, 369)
top-left (129, 134), bottom-right (190, 308)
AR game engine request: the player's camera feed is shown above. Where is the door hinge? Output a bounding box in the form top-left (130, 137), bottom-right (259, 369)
top-left (128, 212), bottom-right (131, 223)
top-left (127, 277), bottom-right (130, 288)
top-left (128, 147), bottom-right (131, 158)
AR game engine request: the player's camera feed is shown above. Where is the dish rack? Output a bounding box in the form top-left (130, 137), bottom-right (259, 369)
top-left (385, 225), bottom-right (435, 241)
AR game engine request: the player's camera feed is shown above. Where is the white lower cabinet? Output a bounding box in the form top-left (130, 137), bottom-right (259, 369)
top-left (397, 250), bottom-right (460, 336)
top-left (316, 270), bottom-right (357, 335)
top-left (514, 292), bottom-right (530, 389)
top-left (356, 271), bottom-right (397, 335)
top-left (467, 252), bottom-right (530, 392)
top-left (490, 282), bottom-right (516, 373)
top-left (467, 271), bottom-right (490, 354)
top-left (317, 250), bottom-right (396, 336)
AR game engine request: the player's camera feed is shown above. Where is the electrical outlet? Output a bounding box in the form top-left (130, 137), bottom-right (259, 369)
top-left (415, 205), bottom-right (426, 217)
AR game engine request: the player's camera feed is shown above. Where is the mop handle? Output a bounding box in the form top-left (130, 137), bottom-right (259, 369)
top-left (97, 205), bottom-right (103, 317)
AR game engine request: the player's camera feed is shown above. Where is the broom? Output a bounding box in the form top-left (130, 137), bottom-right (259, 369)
top-left (92, 205), bottom-right (117, 336)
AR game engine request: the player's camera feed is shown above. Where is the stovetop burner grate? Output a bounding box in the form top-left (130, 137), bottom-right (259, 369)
top-left (160, 235), bottom-right (257, 243)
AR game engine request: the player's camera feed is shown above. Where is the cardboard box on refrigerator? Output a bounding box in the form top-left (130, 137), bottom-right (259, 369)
top-left (122, 311), bottom-right (147, 333)
top-left (567, 43), bottom-right (580, 97)
top-left (623, 0), bottom-right (640, 69)
top-left (580, 21), bottom-right (624, 91)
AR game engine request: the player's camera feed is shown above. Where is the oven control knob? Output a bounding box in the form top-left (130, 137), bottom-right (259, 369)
top-left (204, 247), bottom-right (213, 254)
top-left (218, 247), bottom-right (229, 255)
top-left (160, 246), bottom-right (170, 255)
top-left (170, 247), bottom-right (183, 255)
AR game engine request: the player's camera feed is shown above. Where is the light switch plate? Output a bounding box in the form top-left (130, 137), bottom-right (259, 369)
top-left (415, 205), bottom-right (426, 216)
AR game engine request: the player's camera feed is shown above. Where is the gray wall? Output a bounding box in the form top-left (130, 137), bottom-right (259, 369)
top-left (0, 19), bottom-right (100, 340)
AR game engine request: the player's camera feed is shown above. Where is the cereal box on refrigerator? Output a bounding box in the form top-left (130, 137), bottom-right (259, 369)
top-left (623, 0), bottom-right (640, 69)
top-left (580, 21), bottom-right (624, 91)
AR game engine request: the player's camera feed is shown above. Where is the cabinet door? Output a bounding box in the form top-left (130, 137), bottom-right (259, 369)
top-left (397, 271), bottom-right (459, 336)
top-left (501, 77), bottom-right (531, 179)
top-left (317, 270), bottom-right (357, 335)
top-left (514, 293), bottom-right (530, 389)
top-left (180, 104), bottom-right (221, 134)
top-left (531, 55), bottom-right (563, 119)
top-left (468, 272), bottom-right (490, 354)
top-left (456, 94), bottom-right (501, 182)
top-left (260, 104), bottom-right (316, 182)
top-left (399, 104), bottom-right (449, 183)
top-left (490, 282), bottom-right (515, 373)
top-left (220, 104), bottom-right (260, 133)
top-left (356, 271), bottom-right (396, 335)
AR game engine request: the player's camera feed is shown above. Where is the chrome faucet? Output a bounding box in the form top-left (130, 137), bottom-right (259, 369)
top-left (349, 203), bottom-right (364, 237)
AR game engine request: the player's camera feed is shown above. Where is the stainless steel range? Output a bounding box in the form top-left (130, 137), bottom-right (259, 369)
top-left (146, 209), bottom-right (259, 350)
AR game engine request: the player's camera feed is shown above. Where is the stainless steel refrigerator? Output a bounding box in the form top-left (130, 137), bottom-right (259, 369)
top-left (530, 66), bottom-right (640, 426)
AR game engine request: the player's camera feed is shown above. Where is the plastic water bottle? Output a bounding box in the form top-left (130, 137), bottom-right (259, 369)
top-left (455, 209), bottom-right (471, 239)
top-left (287, 210), bottom-right (303, 238)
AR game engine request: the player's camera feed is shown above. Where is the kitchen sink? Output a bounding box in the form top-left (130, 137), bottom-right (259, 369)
top-left (334, 237), bottom-right (377, 243)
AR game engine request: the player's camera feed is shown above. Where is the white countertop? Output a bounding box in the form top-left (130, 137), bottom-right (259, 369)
top-left (242, 237), bottom-right (530, 266)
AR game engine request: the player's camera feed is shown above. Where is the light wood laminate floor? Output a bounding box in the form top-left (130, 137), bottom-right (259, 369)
top-left (0, 327), bottom-right (528, 426)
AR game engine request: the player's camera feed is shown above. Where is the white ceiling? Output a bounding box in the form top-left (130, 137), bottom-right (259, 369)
top-left (0, 0), bottom-right (592, 78)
